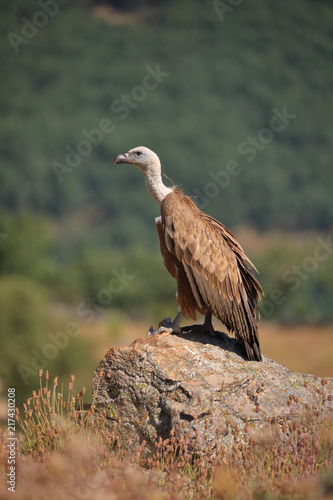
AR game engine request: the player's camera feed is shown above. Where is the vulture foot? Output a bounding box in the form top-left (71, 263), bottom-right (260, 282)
top-left (147, 312), bottom-right (183, 336)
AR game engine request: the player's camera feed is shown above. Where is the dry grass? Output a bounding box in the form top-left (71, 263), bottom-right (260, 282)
top-left (260, 323), bottom-right (333, 378)
top-left (0, 371), bottom-right (332, 500)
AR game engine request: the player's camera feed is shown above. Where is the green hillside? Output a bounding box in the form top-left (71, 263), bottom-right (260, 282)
top-left (1, 0), bottom-right (333, 304)
top-left (1, 0), bottom-right (332, 297)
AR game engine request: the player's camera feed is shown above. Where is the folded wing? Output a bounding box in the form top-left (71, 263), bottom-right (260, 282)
top-left (157, 190), bottom-right (263, 361)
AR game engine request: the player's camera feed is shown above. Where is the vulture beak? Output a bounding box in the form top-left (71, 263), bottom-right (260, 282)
top-left (114, 152), bottom-right (129, 165)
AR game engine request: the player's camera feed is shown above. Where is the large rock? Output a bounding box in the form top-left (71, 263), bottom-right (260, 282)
top-left (91, 328), bottom-right (332, 454)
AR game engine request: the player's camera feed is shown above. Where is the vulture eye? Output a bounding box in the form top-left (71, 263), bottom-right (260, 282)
top-left (135, 151), bottom-right (142, 157)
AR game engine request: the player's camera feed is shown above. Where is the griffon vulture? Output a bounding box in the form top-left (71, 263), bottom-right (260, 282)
top-left (114, 147), bottom-right (263, 361)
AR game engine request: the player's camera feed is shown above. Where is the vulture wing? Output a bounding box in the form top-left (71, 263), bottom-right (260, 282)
top-left (159, 190), bottom-right (263, 361)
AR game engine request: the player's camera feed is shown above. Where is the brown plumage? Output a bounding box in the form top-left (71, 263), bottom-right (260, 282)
top-left (114, 146), bottom-right (263, 361)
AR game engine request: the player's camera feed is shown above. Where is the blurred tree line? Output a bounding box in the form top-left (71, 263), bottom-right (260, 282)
top-left (0, 0), bottom-right (332, 403)
top-left (0, 0), bottom-right (332, 232)
top-left (0, 0), bottom-right (332, 319)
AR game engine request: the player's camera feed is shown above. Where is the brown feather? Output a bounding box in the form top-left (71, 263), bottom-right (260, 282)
top-left (157, 190), bottom-right (263, 361)
top-left (156, 217), bottom-right (205, 319)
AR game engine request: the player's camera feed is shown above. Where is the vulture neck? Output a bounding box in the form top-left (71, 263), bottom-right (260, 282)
top-left (144, 166), bottom-right (172, 205)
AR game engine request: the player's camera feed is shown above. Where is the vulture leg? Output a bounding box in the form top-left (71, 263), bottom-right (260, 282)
top-left (147, 312), bottom-right (183, 336)
top-left (182, 311), bottom-right (215, 336)
top-left (203, 311), bottom-right (215, 336)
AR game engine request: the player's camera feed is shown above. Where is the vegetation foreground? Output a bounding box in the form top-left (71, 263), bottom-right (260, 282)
top-left (1, 372), bottom-right (332, 499)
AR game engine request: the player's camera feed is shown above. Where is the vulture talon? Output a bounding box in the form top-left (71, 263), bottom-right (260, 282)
top-left (158, 317), bottom-right (172, 327)
top-left (147, 326), bottom-right (155, 337)
top-left (149, 312), bottom-right (183, 336)
top-left (148, 325), bottom-right (174, 336)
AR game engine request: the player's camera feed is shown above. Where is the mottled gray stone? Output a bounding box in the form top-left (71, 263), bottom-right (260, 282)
top-left (92, 329), bottom-right (333, 454)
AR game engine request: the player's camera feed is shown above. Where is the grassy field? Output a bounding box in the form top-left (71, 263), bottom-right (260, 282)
top-left (260, 323), bottom-right (333, 378)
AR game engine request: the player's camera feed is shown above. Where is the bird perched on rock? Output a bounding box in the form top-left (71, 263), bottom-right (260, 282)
top-left (114, 147), bottom-right (263, 361)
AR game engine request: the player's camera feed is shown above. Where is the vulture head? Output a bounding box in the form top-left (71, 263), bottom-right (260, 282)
top-left (114, 146), bottom-right (172, 204)
top-left (114, 146), bottom-right (161, 174)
